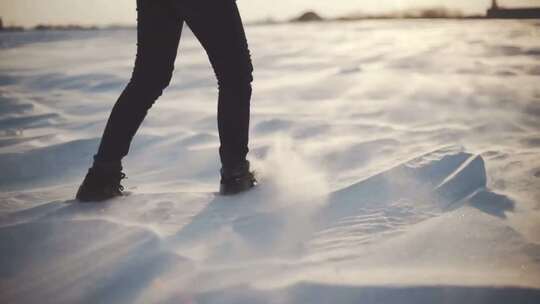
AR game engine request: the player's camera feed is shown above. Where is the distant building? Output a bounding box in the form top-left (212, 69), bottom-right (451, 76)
top-left (487, 0), bottom-right (540, 18)
top-left (291, 11), bottom-right (324, 22)
top-left (0, 17), bottom-right (24, 31)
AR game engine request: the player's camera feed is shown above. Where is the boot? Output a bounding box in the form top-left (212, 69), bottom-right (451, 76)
top-left (75, 160), bottom-right (127, 202)
top-left (219, 159), bottom-right (257, 195)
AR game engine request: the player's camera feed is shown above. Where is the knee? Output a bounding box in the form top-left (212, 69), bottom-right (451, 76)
top-left (216, 67), bottom-right (253, 91)
top-left (118, 66), bottom-right (174, 111)
top-left (129, 65), bottom-right (174, 96)
top-left (214, 52), bottom-right (253, 89)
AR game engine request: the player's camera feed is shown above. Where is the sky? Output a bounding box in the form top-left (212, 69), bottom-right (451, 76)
top-left (1, 0), bottom-right (540, 27)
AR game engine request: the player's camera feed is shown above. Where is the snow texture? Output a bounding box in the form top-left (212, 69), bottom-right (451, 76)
top-left (1, 20), bottom-right (540, 303)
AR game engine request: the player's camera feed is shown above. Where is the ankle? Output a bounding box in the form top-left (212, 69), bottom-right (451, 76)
top-left (221, 159), bottom-right (250, 178)
top-left (92, 159), bottom-right (122, 172)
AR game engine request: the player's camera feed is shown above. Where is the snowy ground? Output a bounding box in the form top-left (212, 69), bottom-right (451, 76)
top-left (1, 19), bottom-right (540, 303)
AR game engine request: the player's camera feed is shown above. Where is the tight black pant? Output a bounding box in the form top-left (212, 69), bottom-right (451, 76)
top-left (94, 0), bottom-right (253, 169)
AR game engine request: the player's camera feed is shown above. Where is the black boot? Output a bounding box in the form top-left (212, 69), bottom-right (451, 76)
top-left (75, 160), bottom-right (127, 202)
top-left (219, 160), bottom-right (257, 195)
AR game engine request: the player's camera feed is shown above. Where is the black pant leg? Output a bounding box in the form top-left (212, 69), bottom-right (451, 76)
top-left (94, 0), bottom-right (183, 163)
top-left (183, 0), bottom-right (254, 169)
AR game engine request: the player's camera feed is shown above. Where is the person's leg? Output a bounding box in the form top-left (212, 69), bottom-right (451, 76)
top-left (181, 0), bottom-right (254, 170)
top-left (93, 0), bottom-right (183, 164)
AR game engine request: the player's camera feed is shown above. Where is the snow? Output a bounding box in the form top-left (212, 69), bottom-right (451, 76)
top-left (1, 19), bottom-right (540, 303)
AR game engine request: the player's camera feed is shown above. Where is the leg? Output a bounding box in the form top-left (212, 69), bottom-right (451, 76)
top-left (182, 0), bottom-right (254, 169)
top-left (93, 0), bottom-right (183, 163)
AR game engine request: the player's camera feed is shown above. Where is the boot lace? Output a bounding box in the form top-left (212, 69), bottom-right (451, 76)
top-left (114, 172), bottom-right (127, 192)
top-left (89, 168), bottom-right (127, 194)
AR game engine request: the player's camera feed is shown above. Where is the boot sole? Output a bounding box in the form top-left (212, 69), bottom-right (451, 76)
top-left (219, 179), bottom-right (257, 195)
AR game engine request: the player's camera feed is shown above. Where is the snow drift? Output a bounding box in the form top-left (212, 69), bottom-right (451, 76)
top-left (1, 19), bottom-right (540, 303)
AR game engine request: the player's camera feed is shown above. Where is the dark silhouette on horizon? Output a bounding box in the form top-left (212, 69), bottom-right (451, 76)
top-left (0, 17), bottom-right (24, 32)
top-left (292, 11), bottom-right (324, 22)
top-left (487, 0), bottom-right (540, 18)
